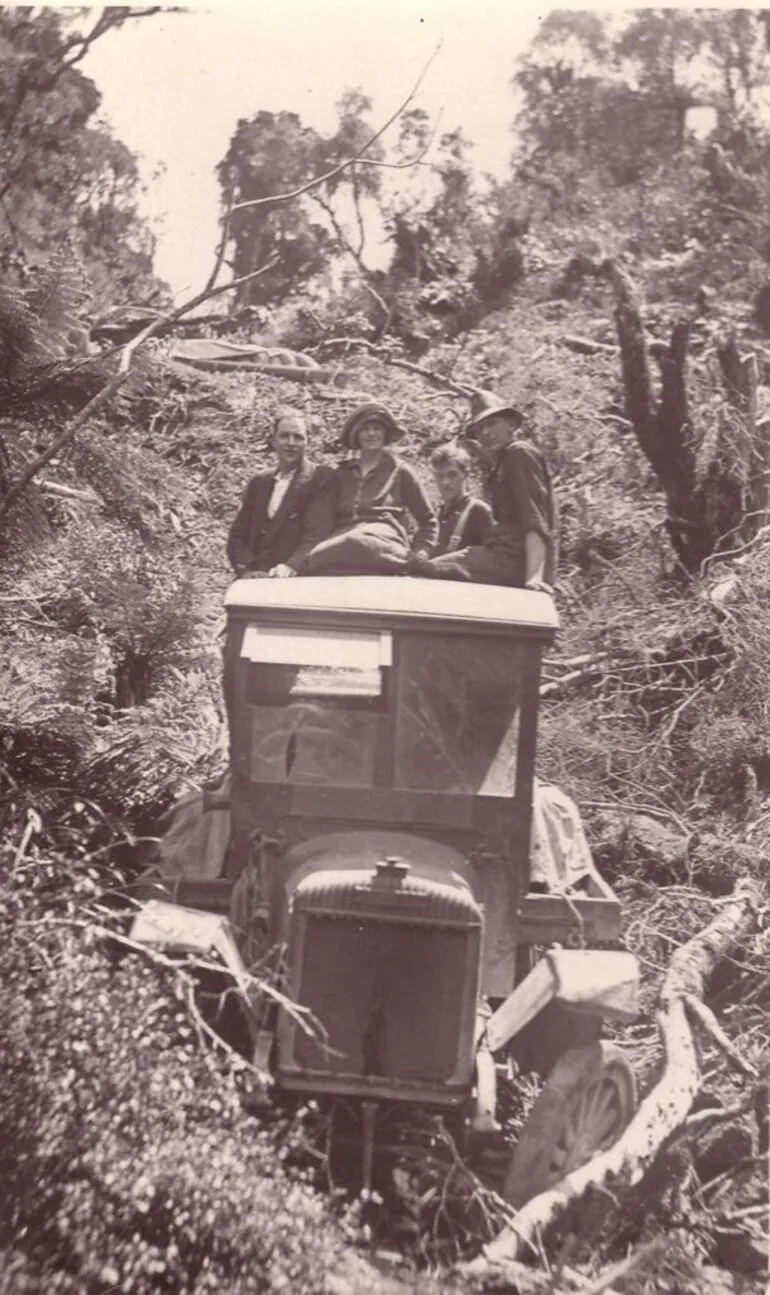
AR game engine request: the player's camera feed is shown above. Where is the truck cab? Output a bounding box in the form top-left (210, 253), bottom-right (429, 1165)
top-left (133, 576), bottom-right (638, 1204)
top-left (223, 579), bottom-right (554, 941)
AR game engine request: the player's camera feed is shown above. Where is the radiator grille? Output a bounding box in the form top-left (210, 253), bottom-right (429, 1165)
top-left (292, 915), bottom-right (471, 1084)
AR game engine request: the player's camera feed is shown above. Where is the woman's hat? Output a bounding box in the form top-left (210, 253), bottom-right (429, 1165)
top-left (464, 389), bottom-right (524, 440)
top-left (341, 401), bottom-right (404, 449)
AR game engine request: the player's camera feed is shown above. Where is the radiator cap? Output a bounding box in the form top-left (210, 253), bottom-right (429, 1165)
top-left (374, 856), bottom-right (410, 888)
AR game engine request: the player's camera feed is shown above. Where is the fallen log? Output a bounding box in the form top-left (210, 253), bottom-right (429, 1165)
top-left (171, 357), bottom-right (334, 383)
top-left (561, 335), bottom-right (618, 356)
top-left (540, 656), bottom-right (608, 698)
top-left (461, 877), bottom-right (761, 1275)
top-left (38, 478), bottom-right (100, 503)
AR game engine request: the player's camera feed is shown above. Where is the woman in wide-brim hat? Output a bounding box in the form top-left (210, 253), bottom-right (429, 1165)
top-left (298, 400), bottom-right (438, 575)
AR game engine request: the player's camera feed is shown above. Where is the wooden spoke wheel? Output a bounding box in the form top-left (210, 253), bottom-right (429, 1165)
top-left (503, 1041), bottom-right (637, 1209)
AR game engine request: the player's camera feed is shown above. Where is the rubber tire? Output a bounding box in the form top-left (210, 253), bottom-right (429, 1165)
top-left (503, 1041), bottom-right (637, 1209)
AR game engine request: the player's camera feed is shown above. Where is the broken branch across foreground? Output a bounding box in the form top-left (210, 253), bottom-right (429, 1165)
top-left (462, 877), bottom-right (762, 1274)
top-left (0, 256), bottom-right (280, 529)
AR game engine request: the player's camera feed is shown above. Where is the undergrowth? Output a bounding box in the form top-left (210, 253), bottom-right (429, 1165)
top-left (0, 816), bottom-right (353, 1295)
top-left (1, 232), bottom-right (770, 1292)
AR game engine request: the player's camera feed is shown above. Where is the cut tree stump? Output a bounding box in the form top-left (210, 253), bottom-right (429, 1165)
top-left (461, 878), bottom-right (762, 1276)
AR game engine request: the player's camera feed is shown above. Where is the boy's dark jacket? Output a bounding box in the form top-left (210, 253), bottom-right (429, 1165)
top-left (226, 460), bottom-right (337, 574)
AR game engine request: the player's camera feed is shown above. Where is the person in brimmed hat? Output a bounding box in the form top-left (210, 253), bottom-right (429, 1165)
top-left (298, 401), bottom-right (438, 575)
top-left (409, 390), bottom-right (557, 590)
top-left (226, 409), bottom-right (338, 578)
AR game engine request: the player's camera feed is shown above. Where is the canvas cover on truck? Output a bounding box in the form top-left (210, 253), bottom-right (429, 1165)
top-left (148, 775), bottom-right (593, 897)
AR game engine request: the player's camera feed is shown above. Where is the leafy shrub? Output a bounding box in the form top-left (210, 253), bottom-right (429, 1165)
top-left (1, 516), bottom-right (224, 826)
top-left (0, 828), bottom-right (347, 1294)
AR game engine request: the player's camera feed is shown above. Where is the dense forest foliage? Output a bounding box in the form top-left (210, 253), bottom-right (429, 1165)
top-left (0, 8), bottom-right (768, 1294)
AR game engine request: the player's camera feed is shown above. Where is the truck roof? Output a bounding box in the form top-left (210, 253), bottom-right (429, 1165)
top-left (225, 576), bottom-right (559, 636)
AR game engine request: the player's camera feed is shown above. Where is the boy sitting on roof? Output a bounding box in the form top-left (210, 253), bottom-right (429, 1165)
top-left (410, 391), bottom-right (557, 592)
top-left (430, 442), bottom-right (494, 556)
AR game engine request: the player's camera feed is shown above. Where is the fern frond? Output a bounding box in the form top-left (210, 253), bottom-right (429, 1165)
top-left (0, 249), bottom-right (95, 414)
top-left (24, 247), bottom-right (92, 359)
top-left (0, 283), bottom-right (38, 387)
top-left (67, 423), bottom-right (191, 540)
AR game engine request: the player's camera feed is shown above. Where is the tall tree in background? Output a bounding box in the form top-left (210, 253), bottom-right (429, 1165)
top-left (0, 6), bottom-right (166, 307)
top-left (219, 93), bottom-right (384, 307)
top-left (381, 120), bottom-right (525, 341)
top-left (513, 8), bottom-right (770, 206)
top-left (219, 86), bottom-right (528, 341)
top-left (387, 124), bottom-right (477, 286)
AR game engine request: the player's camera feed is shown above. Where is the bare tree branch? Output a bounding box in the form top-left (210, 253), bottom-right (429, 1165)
top-left (61, 8), bottom-right (166, 68)
top-left (229, 43), bottom-right (443, 215)
top-left (310, 191), bottom-right (392, 335)
top-left (0, 258), bottom-right (278, 527)
top-left (203, 185), bottom-right (235, 297)
top-left (351, 172), bottom-right (367, 259)
top-left (345, 105), bottom-right (444, 172)
top-left (311, 336), bottom-right (475, 397)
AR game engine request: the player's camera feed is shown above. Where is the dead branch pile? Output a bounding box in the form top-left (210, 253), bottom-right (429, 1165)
top-left (461, 877), bottom-right (766, 1286)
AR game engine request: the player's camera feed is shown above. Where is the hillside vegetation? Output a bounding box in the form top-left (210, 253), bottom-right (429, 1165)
top-left (1, 8), bottom-right (769, 1294)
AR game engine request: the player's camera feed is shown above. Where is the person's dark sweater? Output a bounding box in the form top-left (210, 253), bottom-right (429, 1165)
top-left (435, 493), bottom-right (493, 555)
top-left (484, 440), bottom-right (557, 584)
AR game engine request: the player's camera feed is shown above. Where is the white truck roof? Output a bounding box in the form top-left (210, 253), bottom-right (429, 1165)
top-left (225, 575), bottom-right (558, 635)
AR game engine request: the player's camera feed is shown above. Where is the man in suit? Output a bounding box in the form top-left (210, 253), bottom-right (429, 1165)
top-left (227, 410), bottom-right (337, 577)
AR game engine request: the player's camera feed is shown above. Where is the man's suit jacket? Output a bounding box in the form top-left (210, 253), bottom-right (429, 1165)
top-left (226, 459), bottom-right (338, 574)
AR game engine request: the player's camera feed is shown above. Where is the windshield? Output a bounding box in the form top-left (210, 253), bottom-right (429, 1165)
top-left (244, 625), bottom-right (388, 787)
top-left (241, 625), bottom-right (523, 798)
top-left (394, 635), bottom-right (521, 796)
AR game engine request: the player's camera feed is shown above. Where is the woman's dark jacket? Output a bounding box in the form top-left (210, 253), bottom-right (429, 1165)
top-left (334, 452), bottom-right (438, 554)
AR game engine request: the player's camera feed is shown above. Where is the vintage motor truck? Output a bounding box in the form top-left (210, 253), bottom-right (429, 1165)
top-left (131, 576), bottom-right (639, 1206)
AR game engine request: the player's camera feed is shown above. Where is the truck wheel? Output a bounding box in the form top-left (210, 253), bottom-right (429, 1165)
top-left (503, 1041), bottom-right (637, 1208)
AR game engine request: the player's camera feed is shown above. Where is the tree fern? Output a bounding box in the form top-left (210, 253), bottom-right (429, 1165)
top-left (0, 282), bottom-right (38, 391)
top-left (24, 246), bottom-right (92, 358)
top-left (0, 247), bottom-right (106, 422)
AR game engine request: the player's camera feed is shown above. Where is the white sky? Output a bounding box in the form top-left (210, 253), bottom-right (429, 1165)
top-left (82, 2), bottom-right (546, 300)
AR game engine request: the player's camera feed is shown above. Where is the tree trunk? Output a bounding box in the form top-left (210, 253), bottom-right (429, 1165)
top-left (714, 337), bottom-right (765, 543)
top-left (602, 261), bottom-right (770, 571)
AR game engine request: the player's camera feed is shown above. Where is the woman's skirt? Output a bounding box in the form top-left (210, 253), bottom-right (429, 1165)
top-left (300, 521), bottom-right (411, 575)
